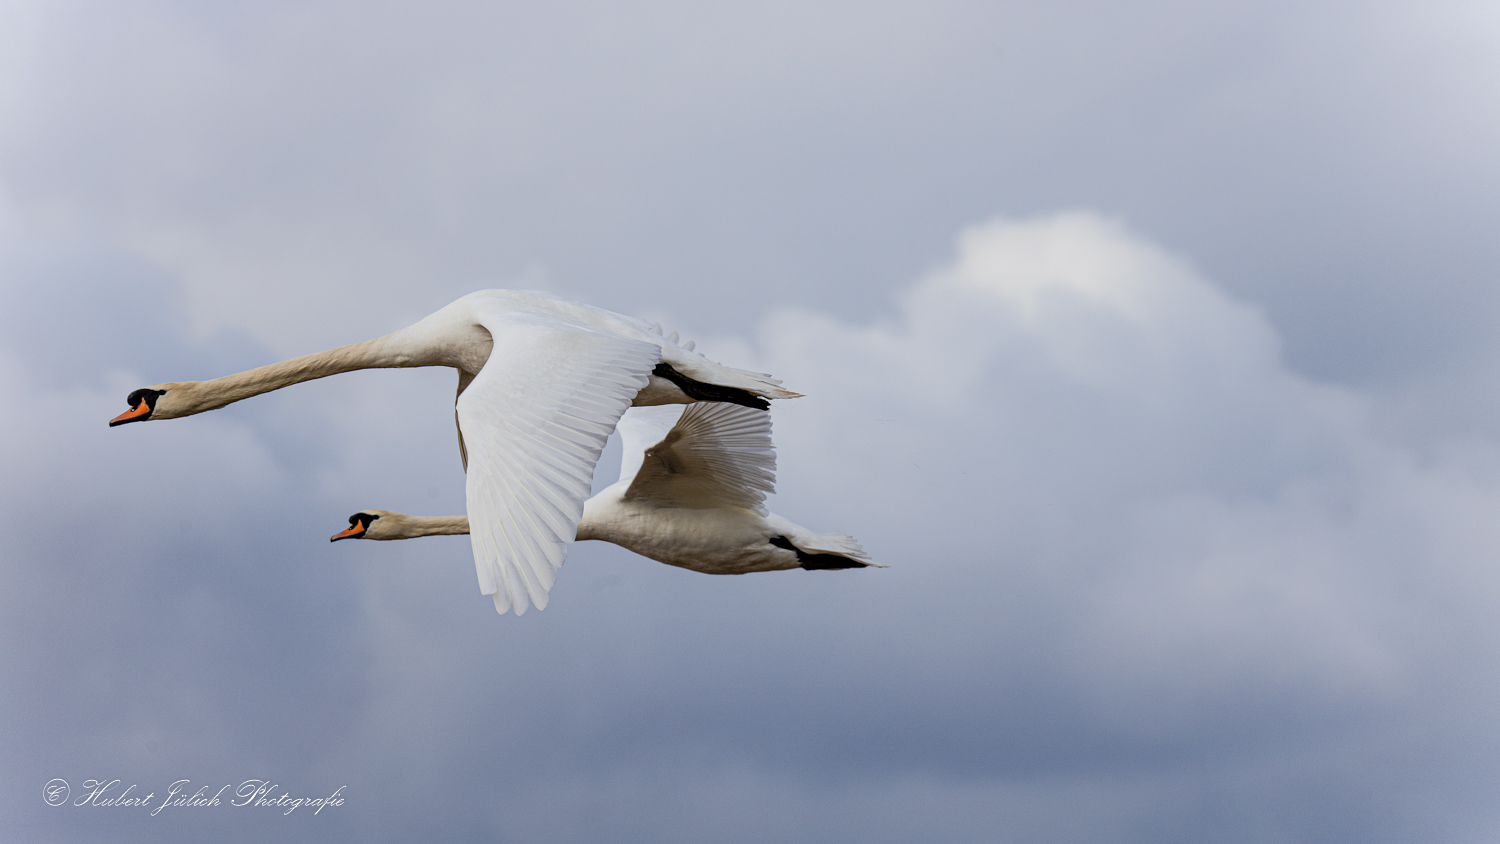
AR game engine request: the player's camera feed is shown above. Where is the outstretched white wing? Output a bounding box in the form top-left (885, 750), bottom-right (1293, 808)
top-left (458, 312), bottom-right (660, 615)
top-left (622, 402), bottom-right (776, 514)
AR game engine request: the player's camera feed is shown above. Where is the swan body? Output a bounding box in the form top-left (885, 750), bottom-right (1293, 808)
top-left (334, 403), bottom-right (878, 583)
top-left (111, 289), bottom-right (800, 615)
top-left (579, 402), bottom-right (874, 573)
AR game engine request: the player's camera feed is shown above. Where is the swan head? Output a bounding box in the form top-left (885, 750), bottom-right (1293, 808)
top-left (331, 511), bottom-right (386, 541)
top-left (108, 387), bottom-right (169, 426)
top-left (109, 382), bottom-right (210, 426)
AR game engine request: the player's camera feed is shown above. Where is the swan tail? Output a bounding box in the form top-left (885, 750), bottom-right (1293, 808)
top-left (725, 365), bottom-right (803, 400)
top-left (766, 514), bottom-right (884, 570)
top-left (655, 346), bottom-right (803, 404)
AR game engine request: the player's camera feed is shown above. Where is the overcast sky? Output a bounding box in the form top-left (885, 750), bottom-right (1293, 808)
top-left (4, 2), bottom-right (1500, 842)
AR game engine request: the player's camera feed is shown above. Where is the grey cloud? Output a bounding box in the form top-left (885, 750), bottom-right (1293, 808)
top-left (2, 2), bottom-right (1496, 383)
top-left (12, 210), bottom-right (1495, 842)
top-left (4, 3), bottom-right (1500, 842)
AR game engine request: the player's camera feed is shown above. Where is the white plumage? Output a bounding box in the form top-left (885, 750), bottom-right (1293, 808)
top-left (581, 402), bottom-right (876, 575)
top-left (111, 289), bottom-right (800, 615)
top-left (335, 402), bottom-right (880, 603)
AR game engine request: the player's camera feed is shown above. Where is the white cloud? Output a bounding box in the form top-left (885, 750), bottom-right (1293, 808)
top-left (712, 213), bottom-right (1500, 793)
top-left (8, 206), bottom-right (1500, 841)
top-left (754, 213), bottom-right (1484, 684)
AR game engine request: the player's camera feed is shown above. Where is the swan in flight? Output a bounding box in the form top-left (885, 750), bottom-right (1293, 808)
top-left (108, 289), bottom-right (799, 614)
top-left (331, 402), bottom-right (878, 600)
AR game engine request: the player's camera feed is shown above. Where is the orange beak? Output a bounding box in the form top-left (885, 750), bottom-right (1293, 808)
top-left (109, 400), bottom-right (153, 427)
top-left (330, 523), bottom-right (366, 542)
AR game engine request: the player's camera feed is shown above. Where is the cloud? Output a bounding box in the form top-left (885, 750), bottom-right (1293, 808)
top-left (11, 207), bottom-right (1500, 842)
top-left (3, 0), bottom-right (1499, 838)
top-left (3, 0), bottom-right (1497, 384)
top-left (751, 213), bottom-right (1495, 726)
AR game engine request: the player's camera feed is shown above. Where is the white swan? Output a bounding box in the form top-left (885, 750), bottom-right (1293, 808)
top-left (332, 403), bottom-right (878, 586)
top-left (109, 289), bottom-right (799, 614)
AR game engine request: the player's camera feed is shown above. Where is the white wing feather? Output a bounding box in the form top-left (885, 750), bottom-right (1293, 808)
top-left (623, 403), bottom-right (776, 514)
top-left (457, 312), bottom-right (660, 615)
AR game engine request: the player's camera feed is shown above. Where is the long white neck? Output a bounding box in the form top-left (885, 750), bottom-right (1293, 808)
top-left (364, 507), bottom-right (606, 542)
top-left (154, 329), bottom-right (449, 418)
top-left (368, 513), bottom-right (471, 540)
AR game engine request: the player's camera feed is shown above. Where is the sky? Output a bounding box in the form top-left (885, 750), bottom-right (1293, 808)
top-left (3, 1), bottom-right (1500, 841)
